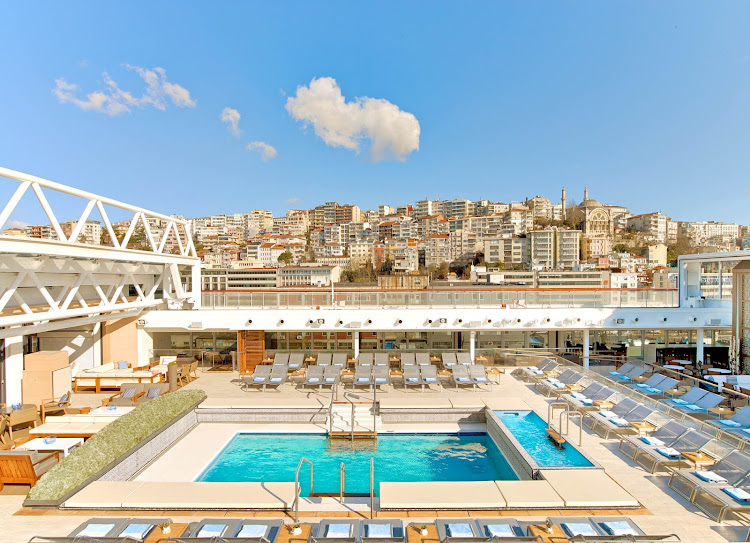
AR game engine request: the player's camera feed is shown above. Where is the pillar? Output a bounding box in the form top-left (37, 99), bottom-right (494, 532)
top-left (191, 263), bottom-right (202, 309)
top-left (469, 330), bottom-right (476, 361)
top-left (697, 328), bottom-right (705, 366)
top-left (718, 262), bottom-right (723, 300)
top-left (583, 329), bottom-right (590, 371)
top-left (4, 334), bottom-right (24, 405)
top-left (353, 331), bottom-right (360, 358)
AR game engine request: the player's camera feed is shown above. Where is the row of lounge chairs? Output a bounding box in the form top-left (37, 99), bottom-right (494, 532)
top-left (28, 516), bottom-right (680, 543)
top-left (269, 351), bottom-right (480, 370)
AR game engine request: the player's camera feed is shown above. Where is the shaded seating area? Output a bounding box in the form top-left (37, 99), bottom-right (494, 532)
top-left (0, 449), bottom-right (59, 490)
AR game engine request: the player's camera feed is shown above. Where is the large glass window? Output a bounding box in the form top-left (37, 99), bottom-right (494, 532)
top-left (529, 332), bottom-right (548, 349)
top-left (360, 332), bottom-right (378, 351)
top-left (407, 332), bottom-right (429, 351)
top-left (215, 333), bottom-right (237, 354)
top-left (192, 333), bottom-right (215, 352)
top-left (382, 332), bottom-right (406, 350)
top-left (477, 331), bottom-right (502, 349)
top-left (668, 330), bottom-right (690, 345)
top-left (431, 331), bottom-right (454, 351)
top-left (503, 331), bottom-right (525, 349)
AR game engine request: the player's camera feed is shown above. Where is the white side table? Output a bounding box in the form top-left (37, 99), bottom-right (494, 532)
top-left (19, 437), bottom-right (84, 457)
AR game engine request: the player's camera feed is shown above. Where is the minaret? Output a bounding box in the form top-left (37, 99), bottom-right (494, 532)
top-left (561, 187), bottom-right (567, 220)
top-left (584, 186), bottom-right (589, 201)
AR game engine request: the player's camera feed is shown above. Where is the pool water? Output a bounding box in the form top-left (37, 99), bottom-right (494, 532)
top-left (494, 411), bottom-right (593, 468)
top-left (197, 433), bottom-right (517, 495)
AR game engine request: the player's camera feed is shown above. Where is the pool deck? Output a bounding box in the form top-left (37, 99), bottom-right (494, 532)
top-left (2, 368), bottom-right (749, 542)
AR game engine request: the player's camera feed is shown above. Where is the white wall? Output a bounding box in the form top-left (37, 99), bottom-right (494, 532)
top-left (38, 326), bottom-right (101, 376)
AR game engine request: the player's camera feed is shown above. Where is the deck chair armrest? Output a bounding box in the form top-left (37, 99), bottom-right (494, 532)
top-left (33, 451), bottom-right (60, 465)
top-left (39, 397), bottom-right (60, 405)
top-left (132, 392), bottom-right (147, 401)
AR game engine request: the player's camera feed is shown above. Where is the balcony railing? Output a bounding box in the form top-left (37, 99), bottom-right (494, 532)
top-left (200, 288), bottom-right (679, 310)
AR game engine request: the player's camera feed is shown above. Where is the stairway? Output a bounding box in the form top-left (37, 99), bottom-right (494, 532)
top-left (328, 401), bottom-right (380, 438)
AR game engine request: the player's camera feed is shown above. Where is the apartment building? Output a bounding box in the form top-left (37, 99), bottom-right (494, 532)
top-left (449, 229), bottom-right (482, 264)
top-left (529, 228), bottom-right (580, 270)
top-left (424, 234), bottom-right (451, 267)
top-left (277, 265), bottom-right (341, 287)
top-left (679, 221), bottom-right (742, 246)
top-left (483, 236), bottom-right (530, 266)
top-left (626, 212), bottom-right (671, 244)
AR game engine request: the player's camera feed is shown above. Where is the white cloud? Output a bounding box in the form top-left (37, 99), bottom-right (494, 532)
top-left (53, 65), bottom-right (196, 116)
top-left (287, 197), bottom-right (301, 205)
top-left (247, 141), bottom-right (278, 161)
top-left (221, 107), bottom-right (242, 136)
top-left (285, 76), bottom-right (420, 162)
top-left (6, 220), bottom-right (30, 229)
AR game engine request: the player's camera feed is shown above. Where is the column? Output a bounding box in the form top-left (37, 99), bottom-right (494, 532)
top-left (191, 263), bottom-right (202, 309)
top-left (583, 329), bottom-right (590, 370)
top-left (353, 331), bottom-right (360, 358)
top-left (469, 330), bottom-right (476, 361)
top-left (697, 328), bottom-right (705, 365)
top-left (4, 334), bottom-right (24, 405)
top-left (718, 262), bottom-right (723, 300)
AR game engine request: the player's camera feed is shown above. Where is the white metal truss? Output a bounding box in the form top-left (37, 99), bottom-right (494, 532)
top-left (0, 167), bottom-right (201, 334)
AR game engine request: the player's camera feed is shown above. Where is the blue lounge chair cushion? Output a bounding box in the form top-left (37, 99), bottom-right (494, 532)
top-left (456, 377), bottom-right (470, 382)
top-left (117, 361), bottom-right (129, 369)
top-left (423, 378), bottom-right (436, 383)
top-left (723, 487), bottom-right (750, 502)
top-left (446, 524), bottom-right (473, 538)
top-left (308, 378), bottom-right (320, 383)
top-left (671, 399), bottom-right (687, 405)
top-left (611, 417), bottom-right (629, 427)
top-left (325, 524), bottom-right (352, 538)
top-left (364, 524), bottom-right (391, 538)
top-left (719, 420), bottom-right (741, 427)
top-left (656, 447), bottom-right (680, 458)
top-left (581, 398), bottom-right (593, 405)
top-left (253, 377), bottom-right (265, 382)
top-left (198, 525), bottom-right (226, 537)
top-left (406, 377), bottom-right (419, 382)
top-left (608, 371), bottom-right (620, 376)
top-left (571, 392), bottom-right (585, 399)
top-left (695, 470), bottom-right (728, 483)
top-left (269, 377), bottom-right (282, 383)
top-left (237, 525), bottom-right (267, 538)
top-left (357, 377), bottom-right (370, 383)
top-left (601, 521), bottom-right (637, 536)
top-left (636, 383), bottom-right (649, 388)
top-left (641, 436), bottom-right (664, 446)
top-left (685, 404), bottom-right (704, 411)
top-left (120, 523), bottom-right (152, 539)
top-left (743, 429), bottom-right (750, 436)
top-left (646, 387), bottom-right (661, 393)
top-left (599, 410), bottom-right (616, 419)
top-left (58, 393), bottom-right (69, 407)
top-left (375, 378), bottom-right (387, 383)
top-left (562, 523), bottom-right (598, 537)
top-left (79, 524), bottom-right (116, 537)
top-left (325, 378), bottom-right (336, 383)
top-left (484, 524), bottom-right (514, 537)
top-left (475, 377), bottom-right (489, 383)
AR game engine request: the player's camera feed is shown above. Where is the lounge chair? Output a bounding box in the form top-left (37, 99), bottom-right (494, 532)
top-left (316, 353), bottom-right (333, 365)
top-left (352, 366), bottom-right (373, 390)
top-left (264, 364), bottom-right (288, 390)
top-left (618, 420), bottom-right (690, 461)
top-left (474, 518), bottom-right (529, 540)
top-left (332, 353), bottom-right (348, 368)
top-left (534, 369), bottom-right (578, 396)
top-left (421, 365), bottom-right (441, 391)
top-left (288, 353), bottom-right (305, 370)
top-left (415, 352), bottom-right (431, 366)
top-left (586, 517), bottom-right (651, 539)
top-left (703, 406), bottom-right (750, 435)
top-left (628, 373), bottom-right (666, 390)
top-left (584, 397), bottom-right (638, 430)
top-left (524, 360), bottom-right (560, 381)
top-left (322, 365), bottom-right (341, 389)
top-left (374, 353), bottom-right (390, 367)
top-left (442, 353), bottom-right (458, 369)
top-left (403, 365), bottom-right (424, 391)
top-left (241, 365), bottom-right (271, 391)
top-left (0, 449), bottom-right (59, 490)
top-left (360, 520), bottom-right (404, 543)
top-left (400, 352), bottom-right (415, 368)
top-left (608, 362), bottom-right (635, 379)
top-left (641, 376), bottom-right (679, 397)
top-left (593, 404), bottom-right (655, 440)
top-left (358, 353), bottom-right (374, 365)
top-left (273, 352), bottom-right (290, 365)
top-left (104, 383), bottom-right (145, 406)
top-left (634, 429), bottom-right (713, 473)
top-left (616, 366), bottom-right (647, 382)
top-left (304, 365), bottom-right (325, 390)
top-left (562, 382), bottom-right (603, 407)
top-left (39, 392), bottom-right (71, 422)
top-left (564, 517), bottom-right (680, 541)
top-left (669, 450), bottom-right (750, 502)
top-left (469, 364), bottom-right (492, 391)
top-left (691, 478), bottom-right (750, 522)
top-left (186, 519), bottom-right (244, 538)
top-left (135, 383), bottom-right (169, 404)
top-left (659, 387), bottom-right (708, 410)
top-left (373, 365), bottom-right (390, 389)
top-left (66, 518), bottom-right (169, 541)
top-left (456, 352), bottom-right (473, 365)
top-left (451, 365), bottom-right (474, 390)
top-left (311, 520), bottom-right (359, 543)
top-left (435, 519), bottom-right (482, 542)
top-left (548, 517), bottom-right (605, 540)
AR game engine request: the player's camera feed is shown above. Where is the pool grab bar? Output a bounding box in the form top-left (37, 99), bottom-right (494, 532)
top-left (370, 457), bottom-right (375, 519)
top-left (559, 410), bottom-right (583, 446)
top-left (294, 457), bottom-right (313, 523)
top-left (340, 462), bottom-right (345, 503)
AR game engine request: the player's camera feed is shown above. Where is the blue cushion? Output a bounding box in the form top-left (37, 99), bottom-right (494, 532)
top-left (325, 524), bottom-right (352, 538)
top-left (237, 525), bottom-right (266, 538)
top-left (720, 420), bottom-right (741, 427)
top-left (363, 524), bottom-right (391, 538)
top-left (601, 521), bottom-right (637, 536)
top-left (656, 447), bottom-right (680, 458)
top-left (79, 524), bottom-right (116, 537)
top-left (198, 524), bottom-right (226, 537)
top-left (446, 524), bottom-right (473, 538)
top-left (561, 523), bottom-right (598, 537)
top-left (120, 524), bottom-right (152, 539)
top-left (723, 487), bottom-right (750, 502)
top-left (484, 524), bottom-right (514, 537)
top-left (117, 361), bottom-right (129, 369)
top-left (695, 470), bottom-right (728, 483)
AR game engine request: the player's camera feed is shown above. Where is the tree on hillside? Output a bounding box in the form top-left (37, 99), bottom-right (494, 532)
top-left (277, 251), bottom-right (293, 265)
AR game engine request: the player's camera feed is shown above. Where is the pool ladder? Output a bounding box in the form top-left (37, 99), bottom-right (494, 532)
top-left (294, 457), bottom-right (375, 520)
top-left (548, 402), bottom-right (583, 447)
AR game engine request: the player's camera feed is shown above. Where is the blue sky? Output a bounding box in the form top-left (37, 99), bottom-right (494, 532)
top-left (1, 2), bottom-right (749, 226)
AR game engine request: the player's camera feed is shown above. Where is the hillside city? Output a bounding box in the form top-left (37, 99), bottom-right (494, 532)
top-left (6, 187), bottom-right (748, 292)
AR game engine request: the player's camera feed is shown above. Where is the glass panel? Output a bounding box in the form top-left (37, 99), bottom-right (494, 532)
top-left (407, 332), bottom-right (429, 351)
top-left (477, 331), bottom-right (502, 349)
top-left (215, 333), bottom-right (237, 354)
top-left (503, 331), bottom-right (525, 349)
top-left (529, 331), bottom-right (548, 349)
top-left (382, 332), bottom-right (406, 350)
top-left (431, 331), bottom-right (453, 351)
top-left (360, 332), bottom-right (378, 351)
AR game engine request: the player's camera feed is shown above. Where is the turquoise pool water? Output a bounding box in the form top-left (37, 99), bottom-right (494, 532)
top-left (494, 410), bottom-right (593, 468)
top-left (197, 433), bottom-right (517, 495)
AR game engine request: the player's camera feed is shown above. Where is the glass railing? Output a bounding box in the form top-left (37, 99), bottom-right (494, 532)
top-left (200, 288), bottom-right (679, 309)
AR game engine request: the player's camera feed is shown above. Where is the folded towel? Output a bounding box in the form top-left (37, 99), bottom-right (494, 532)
top-left (253, 377), bottom-right (265, 382)
top-left (723, 487), bottom-right (750, 502)
top-left (656, 447), bottom-right (680, 458)
top-left (581, 398), bottom-right (593, 405)
top-left (120, 524), bottom-right (152, 539)
top-left (364, 524), bottom-right (391, 538)
top-left (79, 524), bottom-right (116, 537)
top-left (547, 378), bottom-right (560, 383)
top-left (324, 378), bottom-right (336, 383)
top-left (636, 383), bottom-right (649, 388)
top-left (424, 377), bottom-right (437, 382)
top-left (671, 398), bottom-right (688, 405)
top-left (406, 377), bottom-right (419, 382)
top-left (611, 417), bottom-right (630, 427)
top-left (601, 521), bottom-right (637, 536)
top-left (571, 392), bottom-right (585, 399)
top-left (551, 381), bottom-right (564, 388)
top-left (599, 410), bottom-right (616, 419)
top-left (608, 371), bottom-right (620, 376)
top-left (446, 523), bottom-right (473, 538)
top-left (198, 524), bottom-right (226, 537)
top-left (484, 524), bottom-right (514, 537)
top-left (237, 525), bottom-right (267, 538)
top-left (456, 377), bottom-right (470, 382)
top-left (646, 387), bottom-right (661, 393)
top-left (308, 377), bottom-right (320, 383)
top-left (357, 377), bottom-right (370, 383)
top-left (743, 429), bottom-right (750, 436)
top-left (325, 524), bottom-right (352, 538)
top-left (695, 470), bottom-right (728, 483)
top-left (561, 523), bottom-right (599, 537)
top-left (641, 436), bottom-right (664, 446)
top-left (269, 377), bottom-right (282, 383)
top-left (686, 404), bottom-right (704, 411)
top-left (719, 420), bottom-right (741, 427)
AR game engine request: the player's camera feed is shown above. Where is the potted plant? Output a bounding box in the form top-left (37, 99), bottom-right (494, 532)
top-left (418, 525), bottom-right (428, 536)
top-left (160, 522), bottom-right (171, 535)
top-left (291, 523), bottom-right (302, 536)
top-left (544, 519), bottom-right (553, 534)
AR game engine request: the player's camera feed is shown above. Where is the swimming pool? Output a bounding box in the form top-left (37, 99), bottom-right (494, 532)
top-left (493, 410), bottom-right (594, 468)
top-left (197, 433), bottom-right (517, 495)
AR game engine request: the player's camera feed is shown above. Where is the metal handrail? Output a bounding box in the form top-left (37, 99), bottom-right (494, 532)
top-left (294, 458), bottom-right (313, 523)
top-left (559, 410), bottom-right (584, 446)
top-left (340, 462), bottom-right (345, 503)
top-left (351, 402), bottom-right (355, 441)
top-left (370, 457), bottom-right (375, 519)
